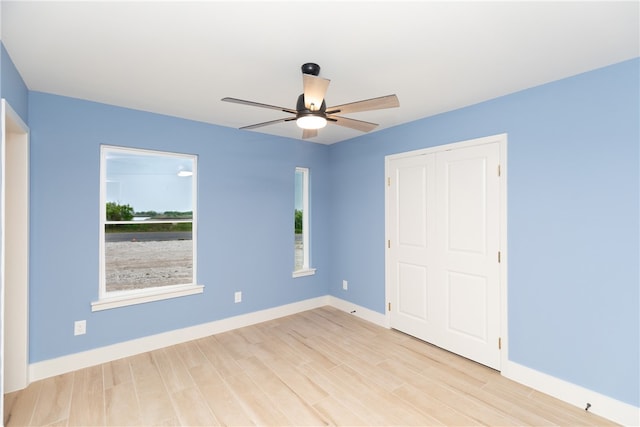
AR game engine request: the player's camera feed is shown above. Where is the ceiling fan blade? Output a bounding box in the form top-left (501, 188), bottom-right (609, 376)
top-left (302, 74), bottom-right (330, 111)
top-left (221, 97), bottom-right (297, 115)
top-left (326, 94), bottom-right (399, 115)
top-left (240, 117), bottom-right (296, 130)
top-left (327, 115), bottom-right (378, 133)
top-left (302, 128), bottom-right (318, 139)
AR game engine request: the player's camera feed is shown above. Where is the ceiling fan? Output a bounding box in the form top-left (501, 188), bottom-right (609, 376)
top-left (222, 63), bottom-right (399, 139)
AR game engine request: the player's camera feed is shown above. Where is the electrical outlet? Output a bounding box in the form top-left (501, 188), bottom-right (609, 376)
top-left (74, 320), bottom-right (86, 336)
top-left (234, 291), bottom-right (242, 303)
top-left (342, 280), bottom-right (348, 290)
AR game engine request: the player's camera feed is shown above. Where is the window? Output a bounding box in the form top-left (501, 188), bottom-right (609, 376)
top-left (293, 167), bottom-right (315, 277)
top-left (92, 146), bottom-right (202, 311)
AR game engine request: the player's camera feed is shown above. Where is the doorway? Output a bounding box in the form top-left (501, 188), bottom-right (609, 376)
top-left (1, 99), bottom-right (30, 396)
top-left (385, 134), bottom-right (507, 370)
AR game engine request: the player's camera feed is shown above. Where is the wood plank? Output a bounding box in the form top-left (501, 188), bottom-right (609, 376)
top-left (174, 340), bottom-right (209, 369)
top-left (195, 335), bottom-right (244, 378)
top-left (214, 330), bottom-right (256, 361)
top-left (254, 354), bottom-right (329, 405)
top-left (171, 386), bottom-right (220, 426)
top-left (104, 382), bottom-right (141, 426)
top-left (329, 362), bottom-right (439, 425)
top-left (29, 373), bottom-right (74, 426)
top-left (393, 383), bottom-right (476, 426)
top-left (129, 353), bottom-right (177, 426)
top-left (152, 346), bottom-right (196, 392)
top-left (334, 355), bottom-right (405, 393)
top-left (129, 352), bottom-right (165, 392)
top-left (312, 396), bottom-right (368, 426)
top-left (190, 363), bottom-right (255, 426)
top-left (4, 381), bottom-right (42, 426)
top-left (236, 356), bottom-right (329, 425)
top-left (388, 363), bottom-right (522, 425)
top-left (264, 326), bottom-right (336, 370)
top-left (68, 365), bottom-right (105, 426)
top-left (223, 372), bottom-right (291, 426)
top-left (103, 357), bottom-right (132, 389)
top-left (296, 362), bottom-right (383, 425)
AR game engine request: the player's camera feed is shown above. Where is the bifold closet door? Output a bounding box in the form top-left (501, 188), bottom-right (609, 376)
top-left (387, 153), bottom-right (437, 341)
top-left (388, 141), bottom-right (501, 369)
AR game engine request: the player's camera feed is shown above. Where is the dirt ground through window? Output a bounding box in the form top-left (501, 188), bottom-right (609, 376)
top-left (105, 240), bottom-right (193, 291)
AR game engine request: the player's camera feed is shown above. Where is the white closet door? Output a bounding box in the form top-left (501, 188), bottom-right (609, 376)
top-left (388, 154), bottom-right (437, 340)
top-left (388, 140), bottom-right (501, 369)
top-left (434, 142), bottom-right (501, 369)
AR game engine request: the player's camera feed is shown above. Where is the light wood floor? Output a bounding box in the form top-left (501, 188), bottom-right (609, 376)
top-left (4, 306), bottom-right (617, 426)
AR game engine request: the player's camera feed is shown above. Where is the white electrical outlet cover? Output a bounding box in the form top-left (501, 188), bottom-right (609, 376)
top-left (74, 320), bottom-right (86, 336)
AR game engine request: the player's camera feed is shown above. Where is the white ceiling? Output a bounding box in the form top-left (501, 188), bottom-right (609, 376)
top-left (1, 1), bottom-right (638, 144)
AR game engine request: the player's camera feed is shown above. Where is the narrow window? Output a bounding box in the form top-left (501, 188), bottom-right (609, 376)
top-left (93, 146), bottom-right (202, 311)
top-left (293, 167), bottom-right (315, 277)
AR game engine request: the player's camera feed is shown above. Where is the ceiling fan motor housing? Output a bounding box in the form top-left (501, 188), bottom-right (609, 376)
top-left (301, 62), bottom-right (320, 76)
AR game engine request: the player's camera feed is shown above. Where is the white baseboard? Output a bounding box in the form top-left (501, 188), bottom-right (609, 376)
top-left (29, 296), bottom-right (329, 382)
top-left (503, 360), bottom-right (639, 426)
top-left (28, 295), bottom-right (638, 426)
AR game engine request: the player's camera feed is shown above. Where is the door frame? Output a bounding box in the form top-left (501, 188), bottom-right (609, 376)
top-left (384, 133), bottom-right (508, 369)
top-left (1, 99), bottom-right (30, 396)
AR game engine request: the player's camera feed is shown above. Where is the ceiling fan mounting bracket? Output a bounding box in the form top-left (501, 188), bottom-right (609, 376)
top-left (301, 63), bottom-right (320, 76)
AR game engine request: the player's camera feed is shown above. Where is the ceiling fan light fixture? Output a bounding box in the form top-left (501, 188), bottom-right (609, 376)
top-left (296, 114), bottom-right (327, 130)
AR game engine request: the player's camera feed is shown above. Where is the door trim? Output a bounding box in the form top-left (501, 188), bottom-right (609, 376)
top-left (384, 133), bottom-right (508, 370)
top-left (1, 99), bottom-right (30, 395)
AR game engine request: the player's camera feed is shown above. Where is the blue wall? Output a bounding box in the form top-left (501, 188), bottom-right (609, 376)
top-left (28, 92), bottom-right (331, 362)
top-left (0, 43), bottom-right (28, 122)
top-left (328, 58), bottom-right (639, 406)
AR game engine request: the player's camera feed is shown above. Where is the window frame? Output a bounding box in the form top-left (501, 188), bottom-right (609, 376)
top-left (293, 167), bottom-right (316, 278)
top-left (92, 145), bottom-right (202, 312)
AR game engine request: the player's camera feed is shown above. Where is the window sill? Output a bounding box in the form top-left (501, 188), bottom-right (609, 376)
top-left (91, 283), bottom-right (204, 312)
top-left (292, 268), bottom-right (316, 278)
